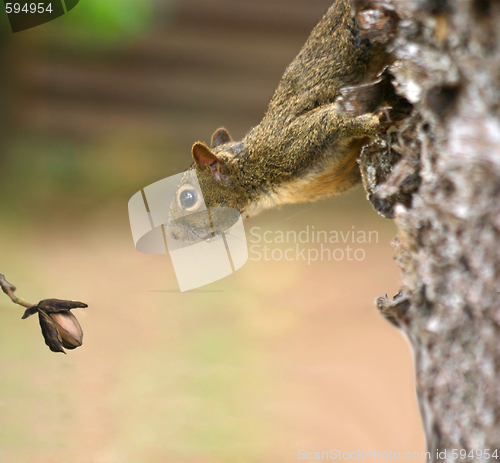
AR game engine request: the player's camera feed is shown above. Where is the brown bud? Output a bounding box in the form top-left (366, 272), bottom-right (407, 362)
top-left (49, 311), bottom-right (83, 349)
top-left (23, 298), bottom-right (87, 354)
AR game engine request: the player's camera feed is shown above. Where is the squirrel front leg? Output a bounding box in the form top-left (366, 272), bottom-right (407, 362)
top-left (284, 104), bottom-right (380, 155)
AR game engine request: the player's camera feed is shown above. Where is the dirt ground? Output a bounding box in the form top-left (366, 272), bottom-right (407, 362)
top-left (0, 190), bottom-right (425, 463)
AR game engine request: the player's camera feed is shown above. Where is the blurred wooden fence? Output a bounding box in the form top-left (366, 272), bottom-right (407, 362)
top-left (5, 0), bottom-right (334, 145)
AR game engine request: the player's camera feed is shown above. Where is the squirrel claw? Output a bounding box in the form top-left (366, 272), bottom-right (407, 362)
top-left (375, 107), bottom-right (394, 133)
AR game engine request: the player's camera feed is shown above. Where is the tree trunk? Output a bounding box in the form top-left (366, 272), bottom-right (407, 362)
top-left (356, 0), bottom-right (500, 458)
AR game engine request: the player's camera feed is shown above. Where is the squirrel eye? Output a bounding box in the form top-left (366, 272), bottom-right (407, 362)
top-left (179, 188), bottom-right (199, 210)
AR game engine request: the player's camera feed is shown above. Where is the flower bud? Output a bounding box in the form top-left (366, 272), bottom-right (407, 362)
top-left (23, 298), bottom-right (87, 354)
top-left (49, 311), bottom-right (83, 349)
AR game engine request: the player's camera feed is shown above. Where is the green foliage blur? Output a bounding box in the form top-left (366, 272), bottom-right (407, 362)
top-left (60, 0), bottom-right (160, 46)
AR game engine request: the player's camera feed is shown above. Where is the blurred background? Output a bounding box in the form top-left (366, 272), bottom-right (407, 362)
top-left (0, 1), bottom-right (425, 462)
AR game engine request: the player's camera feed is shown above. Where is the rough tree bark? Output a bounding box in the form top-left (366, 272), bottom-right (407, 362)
top-left (355, 0), bottom-right (500, 459)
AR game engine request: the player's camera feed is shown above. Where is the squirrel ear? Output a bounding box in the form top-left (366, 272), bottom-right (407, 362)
top-left (211, 128), bottom-right (232, 147)
top-left (192, 143), bottom-right (218, 167)
top-left (192, 143), bottom-right (228, 182)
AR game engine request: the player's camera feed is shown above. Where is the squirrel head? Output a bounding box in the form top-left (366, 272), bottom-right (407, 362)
top-left (166, 128), bottom-right (248, 242)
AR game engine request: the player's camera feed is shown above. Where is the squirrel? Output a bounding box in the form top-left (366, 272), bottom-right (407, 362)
top-left (168, 0), bottom-right (393, 240)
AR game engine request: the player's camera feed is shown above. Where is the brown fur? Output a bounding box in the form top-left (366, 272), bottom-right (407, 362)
top-left (169, 0), bottom-right (392, 233)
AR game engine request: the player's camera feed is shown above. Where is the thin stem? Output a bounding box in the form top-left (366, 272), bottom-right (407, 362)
top-left (0, 274), bottom-right (35, 309)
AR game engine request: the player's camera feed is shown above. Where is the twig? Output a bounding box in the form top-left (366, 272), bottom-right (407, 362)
top-left (0, 273), bottom-right (35, 309)
top-left (0, 273), bottom-right (87, 353)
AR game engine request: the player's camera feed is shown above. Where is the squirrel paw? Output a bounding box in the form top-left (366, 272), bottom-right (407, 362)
top-left (374, 107), bottom-right (395, 134)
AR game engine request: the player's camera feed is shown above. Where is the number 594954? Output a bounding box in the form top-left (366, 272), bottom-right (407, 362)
top-left (5, 3), bottom-right (53, 14)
